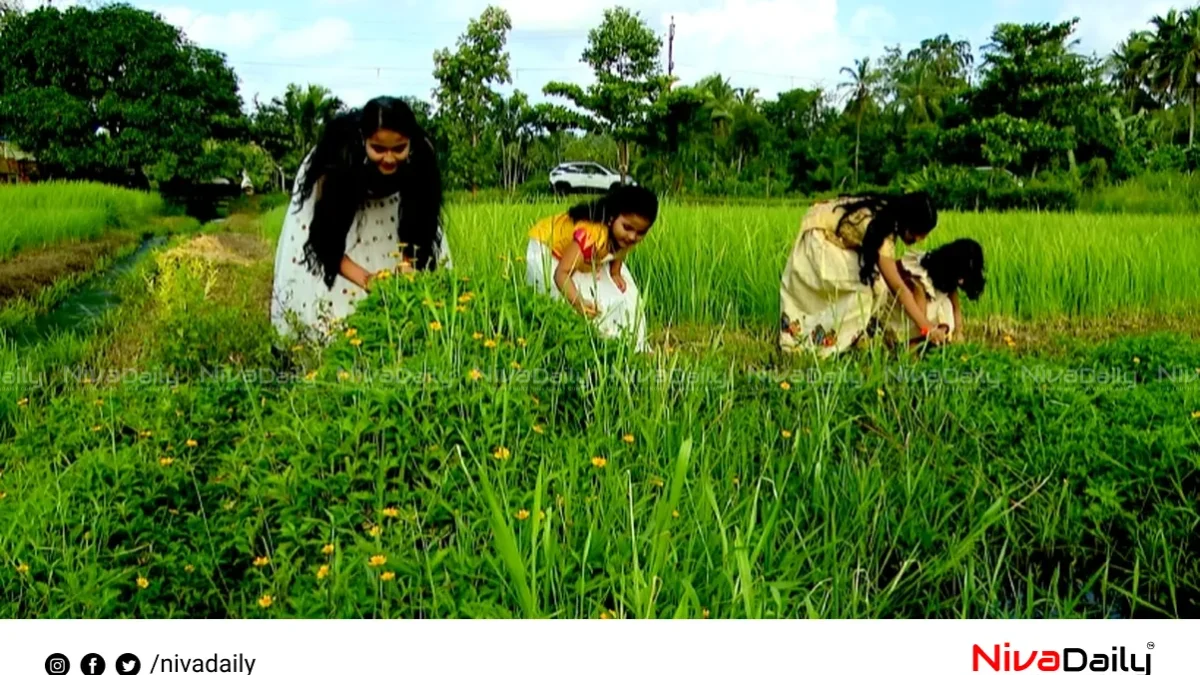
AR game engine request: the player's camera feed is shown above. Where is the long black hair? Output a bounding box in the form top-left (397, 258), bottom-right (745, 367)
top-left (566, 185), bottom-right (659, 229)
top-left (837, 192), bottom-right (938, 286)
top-left (921, 238), bottom-right (986, 301)
top-left (296, 97), bottom-right (444, 288)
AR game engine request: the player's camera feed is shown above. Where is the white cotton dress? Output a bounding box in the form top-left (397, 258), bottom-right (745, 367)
top-left (270, 156), bottom-right (452, 341)
top-left (881, 249), bottom-right (956, 342)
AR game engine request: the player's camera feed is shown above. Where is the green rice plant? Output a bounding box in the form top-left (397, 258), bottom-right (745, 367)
top-left (0, 182), bottom-right (164, 258)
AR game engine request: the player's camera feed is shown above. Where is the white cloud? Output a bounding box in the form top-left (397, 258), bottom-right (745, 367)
top-left (849, 5), bottom-right (896, 38)
top-left (149, 6), bottom-right (280, 51)
top-left (442, 0), bottom-right (613, 30)
top-left (1059, 0), bottom-right (1177, 56)
top-left (270, 17), bottom-right (355, 59)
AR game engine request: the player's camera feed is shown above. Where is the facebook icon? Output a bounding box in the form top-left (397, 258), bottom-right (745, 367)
top-left (80, 654), bottom-right (106, 675)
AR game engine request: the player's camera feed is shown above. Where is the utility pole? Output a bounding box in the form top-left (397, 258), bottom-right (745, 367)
top-left (668, 16), bottom-right (675, 79)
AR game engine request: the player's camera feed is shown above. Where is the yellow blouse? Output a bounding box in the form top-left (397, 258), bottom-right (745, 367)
top-left (800, 197), bottom-right (896, 259)
top-left (528, 214), bottom-right (613, 262)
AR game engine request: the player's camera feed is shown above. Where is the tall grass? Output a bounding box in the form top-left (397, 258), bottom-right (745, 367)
top-left (0, 182), bottom-right (164, 259)
top-left (439, 202), bottom-right (1200, 326)
top-left (1081, 172), bottom-right (1200, 215)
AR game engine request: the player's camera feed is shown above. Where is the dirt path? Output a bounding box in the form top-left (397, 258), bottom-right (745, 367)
top-left (0, 233), bottom-right (138, 302)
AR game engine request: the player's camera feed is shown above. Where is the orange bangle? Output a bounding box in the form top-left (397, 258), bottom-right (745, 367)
top-left (920, 325), bottom-right (931, 337)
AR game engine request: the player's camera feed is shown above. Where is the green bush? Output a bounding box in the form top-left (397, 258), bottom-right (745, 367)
top-left (1080, 171), bottom-right (1200, 214)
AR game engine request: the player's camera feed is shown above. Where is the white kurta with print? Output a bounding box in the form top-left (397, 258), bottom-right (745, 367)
top-left (270, 157), bottom-right (452, 341)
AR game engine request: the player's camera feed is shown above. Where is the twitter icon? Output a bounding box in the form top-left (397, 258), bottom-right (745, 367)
top-left (114, 654), bottom-right (141, 675)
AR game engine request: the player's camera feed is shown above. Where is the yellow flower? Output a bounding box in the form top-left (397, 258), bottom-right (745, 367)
top-left (184, 564), bottom-right (195, 573)
top-left (517, 338), bottom-right (527, 347)
top-left (591, 456), bottom-right (607, 469)
top-left (510, 361), bottom-right (522, 370)
top-left (622, 434), bottom-right (635, 444)
top-left (322, 543), bottom-right (335, 555)
top-left (338, 371), bottom-right (351, 382)
top-left (456, 305), bottom-right (467, 314)
top-left (17, 397), bottom-right (28, 407)
top-left (458, 293), bottom-right (473, 304)
top-left (253, 556), bottom-right (270, 567)
top-left (382, 507), bottom-right (400, 518)
top-left (1133, 357), bottom-right (1141, 365)
top-left (702, 608), bottom-right (710, 619)
top-left (780, 381), bottom-right (792, 391)
top-left (305, 371), bottom-right (318, 382)
top-left (345, 328), bottom-right (358, 338)
top-left (0, 492), bottom-right (6, 500)
top-left (650, 477), bottom-right (665, 488)
top-left (258, 594), bottom-right (273, 608)
top-left (484, 339), bottom-right (497, 349)
top-left (493, 447), bottom-right (512, 461)
top-left (350, 338), bottom-right (363, 347)
top-left (515, 509), bottom-right (530, 521)
top-left (671, 510), bottom-right (680, 519)
top-left (317, 565), bottom-right (330, 580)
top-left (877, 389), bottom-right (885, 399)
top-left (369, 555), bottom-right (387, 567)
top-left (429, 321), bottom-right (443, 332)
top-left (600, 610), bottom-right (612, 619)
top-left (1191, 411), bottom-right (1200, 420)
top-left (159, 457), bottom-right (174, 467)
top-left (434, 300), bottom-right (445, 309)
top-left (137, 576), bottom-right (150, 590)
top-left (94, 398), bottom-right (104, 406)
top-left (469, 369), bottom-right (483, 381)
top-left (532, 425), bottom-right (545, 435)
top-left (961, 355), bottom-right (970, 363)
top-left (291, 345), bottom-right (304, 353)
top-left (92, 425), bottom-right (103, 432)
top-left (781, 430), bottom-right (793, 439)
top-left (16, 562), bottom-right (29, 575)
top-left (472, 332), bottom-right (483, 340)
top-left (369, 525), bottom-right (382, 537)
top-left (380, 571), bottom-right (396, 582)
top-left (186, 439), bottom-right (198, 448)
top-left (139, 430), bottom-right (153, 439)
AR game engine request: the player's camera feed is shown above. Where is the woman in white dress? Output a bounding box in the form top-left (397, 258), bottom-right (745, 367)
top-left (271, 97), bottom-right (452, 341)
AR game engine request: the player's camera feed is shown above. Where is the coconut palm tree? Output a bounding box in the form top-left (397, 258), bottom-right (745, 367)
top-left (1110, 31), bottom-right (1155, 114)
top-left (839, 57), bottom-right (882, 187)
top-left (1146, 8), bottom-right (1200, 147)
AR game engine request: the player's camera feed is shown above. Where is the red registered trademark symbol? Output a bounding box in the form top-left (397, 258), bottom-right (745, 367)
top-left (1147, 642), bottom-right (1155, 650)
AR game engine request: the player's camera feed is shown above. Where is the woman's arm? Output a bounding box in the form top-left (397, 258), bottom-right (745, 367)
top-left (555, 243), bottom-right (599, 317)
top-left (340, 256), bottom-right (372, 290)
top-left (879, 256), bottom-right (947, 343)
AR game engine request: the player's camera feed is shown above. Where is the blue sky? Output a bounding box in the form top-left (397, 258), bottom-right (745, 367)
top-left (50, 0), bottom-right (1188, 108)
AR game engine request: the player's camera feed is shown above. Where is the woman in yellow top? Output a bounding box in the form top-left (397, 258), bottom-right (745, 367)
top-left (526, 185), bottom-right (658, 352)
top-left (779, 192), bottom-right (945, 357)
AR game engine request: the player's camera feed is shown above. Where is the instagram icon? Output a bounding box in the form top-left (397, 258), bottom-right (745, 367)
top-left (45, 653), bottom-right (70, 675)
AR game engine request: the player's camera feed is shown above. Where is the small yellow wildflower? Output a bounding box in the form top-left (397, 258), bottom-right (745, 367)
top-left (591, 456), bottom-right (607, 469)
top-left (137, 576), bottom-right (150, 589)
top-left (345, 328), bottom-right (358, 338)
top-left (472, 332), bottom-right (483, 340)
top-left (139, 430), bottom-right (153, 439)
top-left (456, 305), bottom-right (467, 314)
top-left (600, 610), bottom-right (612, 620)
top-left (338, 371), bottom-right (351, 382)
top-left (517, 338), bottom-right (527, 348)
top-left (780, 381), bottom-right (792, 391)
top-left (493, 447), bottom-right (512, 461)
top-left (317, 565), bottom-right (330, 580)
top-left (515, 509), bottom-right (530, 521)
top-left (703, 608), bottom-right (710, 619)
top-left (0, 492), bottom-right (6, 500)
top-left (622, 434), bottom-right (635, 444)
top-left (159, 457), bottom-right (174, 467)
top-left (350, 338), bottom-right (363, 347)
top-left (94, 398), bottom-right (104, 406)
top-left (380, 571), bottom-right (396, 582)
top-left (92, 425), bottom-right (103, 432)
top-left (532, 425), bottom-right (545, 435)
top-left (429, 321), bottom-right (443, 332)
top-left (484, 339), bottom-right (497, 349)
top-left (305, 371), bottom-right (318, 382)
top-left (1191, 411), bottom-right (1200, 420)
top-left (258, 594), bottom-right (273, 608)
top-left (17, 398), bottom-right (28, 407)
top-left (186, 439), bottom-right (198, 448)
top-left (184, 564), bottom-right (195, 573)
top-left (469, 369), bottom-right (483, 381)
top-left (16, 562), bottom-right (29, 575)
top-left (322, 543), bottom-right (335, 555)
top-left (253, 556), bottom-right (270, 568)
top-left (458, 293), bottom-right (473, 304)
top-left (369, 525), bottom-right (382, 537)
top-left (382, 507), bottom-right (400, 518)
top-left (650, 477), bottom-right (665, 488)
top-left (877, 389), bottom-right (885, 399)
top-left (1133, 357), bottom-right (1141, 365)
top-left (672, 510), bottom-right (680, 519)
top-left (369, 555), bottom-right (387, 567)
top-left (782, 430), bottom-right (793, 439)
top-left (510, 361), bottom-right (522, 370)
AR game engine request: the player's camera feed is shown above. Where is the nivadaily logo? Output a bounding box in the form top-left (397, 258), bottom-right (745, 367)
top-left (973, 643), bottom-right (1152, 674)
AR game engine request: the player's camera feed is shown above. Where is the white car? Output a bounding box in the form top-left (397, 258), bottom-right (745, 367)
top-left (549, 162), bottom-right (636, 194)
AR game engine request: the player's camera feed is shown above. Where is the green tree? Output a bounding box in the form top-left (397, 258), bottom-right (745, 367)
top-left (0, 0), bottom-right (21, 31)
top-left (433, 5), bottom-right (512, 192)
top-left (1110, 31), bottom-right (1157, 114)
top-left (544, 6), bottom-right (670, 182)
top-left (839, 57), bottom-right (882, 186)
top-left (251, 84), bottom-right (344, 179)
top-left (1145, 8), bottom-right (1200, 147)
top-left (0, 5), bottom-right (243, 185)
